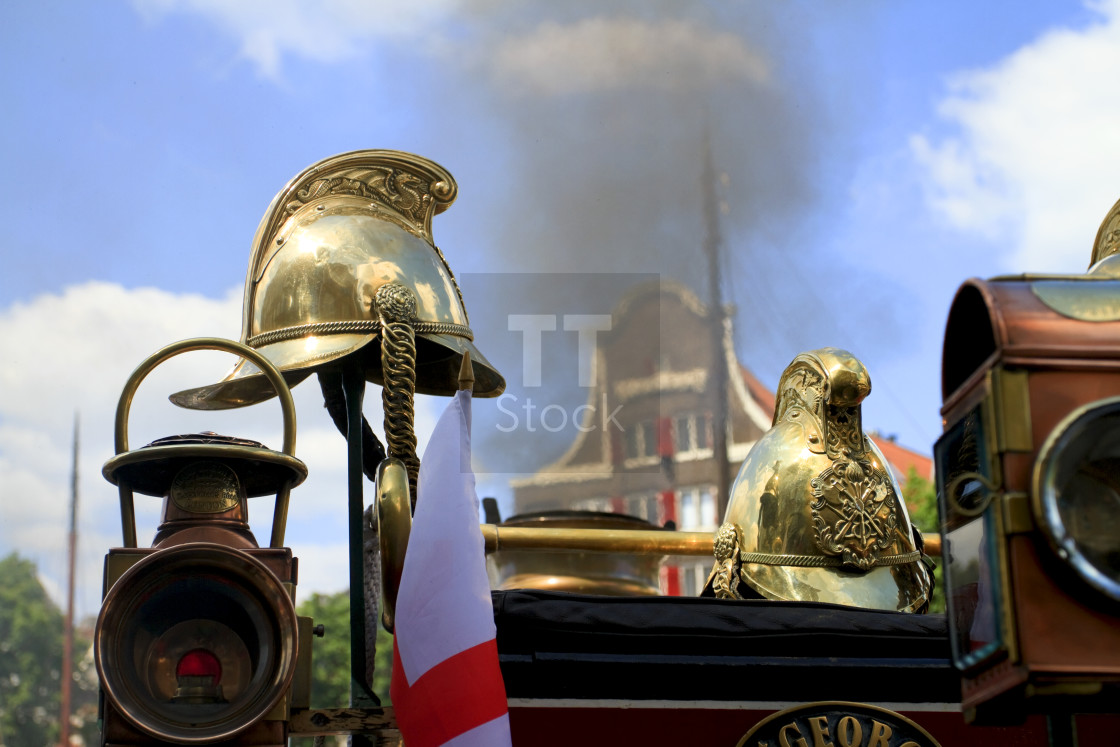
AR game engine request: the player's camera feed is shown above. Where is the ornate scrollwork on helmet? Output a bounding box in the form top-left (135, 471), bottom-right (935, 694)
top-left (375, 282), bottom-right (419, 324)
top-left (284, 169), bottom-right (442, 241)
top-left (707, 522), bottom-right (744, 599)
top-left (825, 404), bottom-right (865, 460)
top-left (776, 366), bottom-right (826, 422)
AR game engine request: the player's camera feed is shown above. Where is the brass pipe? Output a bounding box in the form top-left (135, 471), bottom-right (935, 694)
top-left (478, 525), bottom-right (942, 558)
top-left (377, 522), bottom-right (943, 617)
top-left (481, 525), bottom-right (716, 556)
top-left (269, 484), bottom-right (293, 549)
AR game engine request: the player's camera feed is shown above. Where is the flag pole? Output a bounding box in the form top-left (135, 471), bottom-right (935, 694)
top-left (458, 350), bottom-right (475, 394)
top-left (60, 413), bottom-right (78, 747)
top-left (701, 133), bottom-right (732, 519)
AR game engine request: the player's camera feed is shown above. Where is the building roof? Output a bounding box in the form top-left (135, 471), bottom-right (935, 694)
top-left (868, 433), bottom-right (934, 481)
top-left (739, 364), bottom-right (776, 415)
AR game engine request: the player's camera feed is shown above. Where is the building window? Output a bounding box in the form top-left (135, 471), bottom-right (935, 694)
top-left (672, 412), bottom-right (714, 453)
top-left (699, 486), bottom-right (716, 528)
top-left (625, 493), bottom-right (656, 522)
top-left (680, 489), bottom-right (695, 528)
top-left (624, 426), bottom-right (641, 459)
top-left (679, 560), bottom-right (709, 597)
top-left (640, 421), bottom-right (656, 456)
top-left (677, 485), bottom-right (718, 530)
top-left (682, 565), bottom-right (697, 596)
top-left (624, 419), bottom-right (658, 459)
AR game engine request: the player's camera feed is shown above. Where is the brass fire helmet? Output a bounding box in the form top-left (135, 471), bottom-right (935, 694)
top-left (706, 348), bottom-right (932, 613)
top-left (171, 150), bottom-right (504, 410)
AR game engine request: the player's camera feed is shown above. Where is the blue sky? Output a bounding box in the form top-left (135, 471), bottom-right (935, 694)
top-left (3, 0), bottom-right (1119, 618)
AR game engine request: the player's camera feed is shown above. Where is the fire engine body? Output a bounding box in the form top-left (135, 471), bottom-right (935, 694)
top-left (91, 154), bottom-right (1120, 746)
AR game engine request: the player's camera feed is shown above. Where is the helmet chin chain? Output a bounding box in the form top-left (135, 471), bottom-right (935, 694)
top-left (376, 282), bottom-right (421, 508)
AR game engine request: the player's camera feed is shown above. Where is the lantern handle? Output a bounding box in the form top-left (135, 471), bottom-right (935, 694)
top-left (111, 337), bottom-right (297, 547)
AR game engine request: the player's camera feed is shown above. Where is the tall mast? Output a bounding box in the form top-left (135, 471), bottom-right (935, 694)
top-left (701, 136), bottom-right (732, 519)
top-left (60, 413), bottom-right (79, 747)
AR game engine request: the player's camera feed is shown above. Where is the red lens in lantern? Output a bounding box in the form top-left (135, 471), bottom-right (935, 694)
top-left (176, 649), bottom-right (222, 684)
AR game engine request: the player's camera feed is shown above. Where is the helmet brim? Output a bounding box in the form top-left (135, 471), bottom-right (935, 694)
top-left (741, 561), bottom-right (930, 614)
top-left (169, 332), bottom-right (505, 410)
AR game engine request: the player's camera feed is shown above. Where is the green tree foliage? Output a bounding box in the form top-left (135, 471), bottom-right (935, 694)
top-left (0, 553), bottom-right (97, 747)
top-left (0, 553), bottom-right (61, 746)
top-left (295, 590), bottom-right (394, 707)
top-left (372, 619), bottom-right (393, 704)
top-left (297, 591), bottom-right (350, 709)
top-left (902, 469), bottom-right (946, 613)
top-left (291, 590), bottom-right (393, 747)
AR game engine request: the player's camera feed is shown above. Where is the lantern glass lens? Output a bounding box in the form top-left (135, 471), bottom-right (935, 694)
top-left (1035, 397), bottom-right (1120, 602)
top-left (936, 403), bottom-right (1005, 670)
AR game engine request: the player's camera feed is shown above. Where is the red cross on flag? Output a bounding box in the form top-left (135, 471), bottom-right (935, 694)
top-left (390, 389), bottom-right (512, 747)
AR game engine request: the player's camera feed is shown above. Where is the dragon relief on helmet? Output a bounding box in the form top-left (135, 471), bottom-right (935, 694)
top-left (285, 167), bottom-right (435, 235)
top-left (777, 366), bottom-right (825, 423)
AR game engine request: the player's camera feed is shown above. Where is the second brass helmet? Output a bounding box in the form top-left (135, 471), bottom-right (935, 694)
top-left (172, 150), bottom-right (504, 410)
top-left (708, 348), bottom-right (931, 612)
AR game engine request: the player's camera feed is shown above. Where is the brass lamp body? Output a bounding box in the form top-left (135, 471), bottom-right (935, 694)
top-left (96, 339), bottom-right (313, 746)
top-left (936, 200), bottom-right (1120, 721)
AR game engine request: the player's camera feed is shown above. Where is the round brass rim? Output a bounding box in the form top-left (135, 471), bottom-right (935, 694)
top-left (102, 444), bottom-right (308, 497)
top-left (1031, 394), bottom-right (1120, 603)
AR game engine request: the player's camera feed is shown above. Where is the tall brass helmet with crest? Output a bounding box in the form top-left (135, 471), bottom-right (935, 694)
top-left (707, 348), bottom-right (932, 612)
top-left (171, 150), bottom-right (504, 410)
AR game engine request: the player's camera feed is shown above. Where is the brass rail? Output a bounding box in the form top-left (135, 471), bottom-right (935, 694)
top-left (481, 525), bottom-right (716, 556)
top-left (479, 525), bottom-right (942, 558)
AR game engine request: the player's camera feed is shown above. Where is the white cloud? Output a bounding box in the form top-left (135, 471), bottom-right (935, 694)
top-left (0, 282), bottom-right (243, 617)
top-left (133, 0), bottom-right (461, 78)
top-left (0, 281), bottom-right (443, 619)
top-left (132, 3), bottom-right (770, 98)
top-left (488, 17), bottom-right (770, 96)
top-left (911, 0), bottom-right (1120, 272)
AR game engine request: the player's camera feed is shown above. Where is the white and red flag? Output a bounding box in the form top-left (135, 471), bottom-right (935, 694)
top-left (390, 389), bottom-right (512, 747)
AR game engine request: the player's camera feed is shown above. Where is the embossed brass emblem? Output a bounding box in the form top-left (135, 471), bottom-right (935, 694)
top-left (736, 702), bottom-right (941, 747)
top-left (170, 462), bottom-right (240, 514)
top-left (811, 455), bottom-right (898, 571)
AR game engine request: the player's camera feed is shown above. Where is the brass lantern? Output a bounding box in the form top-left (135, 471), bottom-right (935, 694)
top-left (936, 197), bottom-right (1120, 721)
top-left (96, 339), bottom-right (314, 746)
